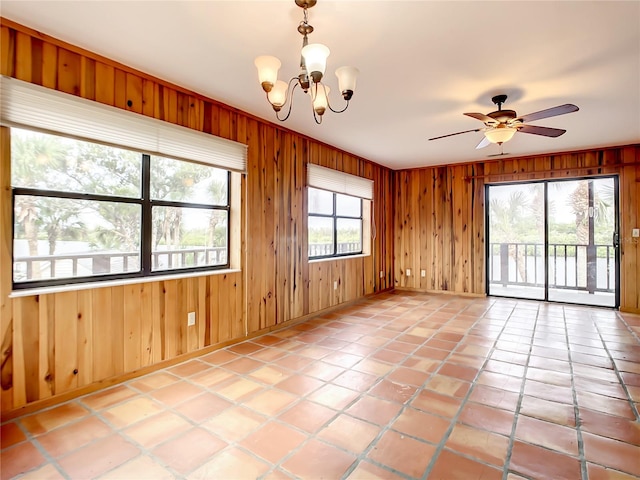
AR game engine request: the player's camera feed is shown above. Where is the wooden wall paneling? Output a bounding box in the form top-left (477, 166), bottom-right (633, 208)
top-left (11, 299), bottom-right (27, 407)
top-left (125, 73), bottom-right (142, 113)
top-left (110, 286), bottom-right (125, 375)
top-left (176, 278), bottom-right (187, 356)
top-left (57, 48), bottom-right (80, 96)
top-left (186, 278), bottom-right (198, 353)
top-left (17, 296), bottom-right (39, 403)
top-left (114, 69), bottom-right (127, 110)
top-left (471, 163), bottom-right (485, 294)
top-left (139, 282), bottom-right (153, 367)
top-left (0, 127), bottom-right (13, 412)
top-left (80, 56), bottom-right (95, 100)
top-left (76, 289), bottom-right (93, 387)
top-left (41, 43), bottom-right (57, 89)
top-left (0, 26), bottom-right (14, 76)
top-left (53, 291), bottom-right (78, 394)
top-left (123, 284), bottom-right (142, 372)
top-left (29, 38), bottom-right (43, 86)
top-left (39, 295), bottom-right (55, 400)
top-left (95, 62), bottom-right (115, 106)
top-left (197, 277), bottom-right (207, 350)
top-left (217, 274), bottom-right (232, 342)
top-left (14, 31), bottom-right (31, 81)
top-left (91, 288), bottom-right (113, 381)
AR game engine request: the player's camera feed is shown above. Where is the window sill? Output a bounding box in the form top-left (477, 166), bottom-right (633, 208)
top-left (309, 253), bottom-right (370, 264)
top-left (9, 268), bottom-right (242, 298)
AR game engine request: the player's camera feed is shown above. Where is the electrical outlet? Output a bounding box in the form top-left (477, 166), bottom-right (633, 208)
top-left (633, 228), bottom-right (640, 238)
top-left (379, 270), bottom-right (384, 278)
top-left (333, 281), bottom-right (338, 290)
top-left (187, 311), bottom-right (196, 326)
top-left (421, 269), bottom-right (426, 277)
top-left (406, 269), bottom-right (411, 277)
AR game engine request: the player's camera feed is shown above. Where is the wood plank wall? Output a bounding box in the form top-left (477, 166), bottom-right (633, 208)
top-left (393, 148), bottom-right (640, 312)
top-left (0, 19), bottom-right (395, 417)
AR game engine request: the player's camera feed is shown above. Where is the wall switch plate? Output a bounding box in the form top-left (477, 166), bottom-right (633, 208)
top-left (187, 311), bottom-right (196, 326)
top-left (421, 269), bottom-right (426, 277)
top-left (406, 269), bottom-right (411, 277)
top-left (633, 228), bottom-right (640, 238)
top-left (379, 271), bottom-right (384, 278)
top-left (333, 281), bottom-right (338, 290)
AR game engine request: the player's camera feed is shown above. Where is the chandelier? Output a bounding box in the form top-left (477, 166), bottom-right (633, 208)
top-left (254, 0), bottom-right (359, 124)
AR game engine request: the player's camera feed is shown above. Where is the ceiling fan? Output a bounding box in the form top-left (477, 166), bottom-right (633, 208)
top-left (429, 94), bottom-right (579, 149)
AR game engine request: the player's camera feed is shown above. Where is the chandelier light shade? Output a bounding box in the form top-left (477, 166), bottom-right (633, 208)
top-left (254, 0), bottom-right (359, 124)
top-left (484, 126), bottom-right (517, 144)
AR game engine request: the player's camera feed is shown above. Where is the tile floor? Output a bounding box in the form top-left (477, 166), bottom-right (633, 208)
top-left (2, 291), bottom-right (640, 480)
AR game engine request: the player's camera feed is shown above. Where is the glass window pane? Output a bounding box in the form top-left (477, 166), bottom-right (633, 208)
top-left (336, 193), bottom-right (361, 217)
top-left (308, 188), bottom-right (334, 215)
top-left (152, 206), bottom-right (228, 271)
top-left (150, 156), bottom-right (228, 205)
top-left (13, 196), bottom-right (141, 283)
top-left (11, 128), bottom-right (142, 198)
top-left (308, 216), bottom-right (334, 257)
top-left (337, 218), bottom-right (362, 254)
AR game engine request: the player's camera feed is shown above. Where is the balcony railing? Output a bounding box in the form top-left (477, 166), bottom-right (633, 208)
top-left (488, 242), bottom-right (615, 293)
top-left (308, 242), bottom-right (361, 257)
top-left (13, 247), bottom-right (227, 282)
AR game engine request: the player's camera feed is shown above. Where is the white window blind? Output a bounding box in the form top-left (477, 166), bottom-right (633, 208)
top-left (0, 76), bottom-right (247, 172)
top-left (307, 163), bottom-right (374, 200)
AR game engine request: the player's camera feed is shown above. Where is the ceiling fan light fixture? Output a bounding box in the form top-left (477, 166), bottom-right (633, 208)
top-left (484, 126), bottom-right (517, 144)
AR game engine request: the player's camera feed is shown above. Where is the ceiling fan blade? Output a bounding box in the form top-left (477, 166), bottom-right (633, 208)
top-left (518, 104), bottom-right (579, 123)
top-left (428, 128), bottom-right (480, 141)
top-left (518, 124), bottom-right (567, 137)
top-left (476, 136), bottom-right (491, 149)
top-left (464, 112), bottom-right (499, 124)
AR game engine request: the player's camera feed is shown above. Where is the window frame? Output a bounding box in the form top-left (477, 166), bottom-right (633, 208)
top-left (308, 186), bottom-right (364, 260)
top-left (11, 129), bottom-right (232, 290)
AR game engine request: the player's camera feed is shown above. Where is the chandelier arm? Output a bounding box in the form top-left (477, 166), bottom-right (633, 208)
top-left (322, 83), bottom-right (350, 114)
top-left (274, 79), bottom-right (299, 122)
top-left (312, 109), bottom-right (323, 124)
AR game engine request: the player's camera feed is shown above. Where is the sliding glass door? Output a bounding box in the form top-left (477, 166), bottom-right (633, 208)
top-left (487, 177), bottom-right (618, 307)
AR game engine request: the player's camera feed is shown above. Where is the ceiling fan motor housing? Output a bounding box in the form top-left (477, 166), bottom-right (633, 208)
top-left (487, 109), bottom-right (517, 123)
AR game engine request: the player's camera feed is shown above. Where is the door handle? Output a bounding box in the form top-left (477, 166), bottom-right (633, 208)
top-left (613, 232), bottom-right (620, 248)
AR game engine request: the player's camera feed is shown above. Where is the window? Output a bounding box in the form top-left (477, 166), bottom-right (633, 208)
top-left (2, 76), bottom-right (246, 289)
top-left (307, 164), bottom-right (373, 260)
top-left (308, 188), bottom-right (363, 258)
top-left (12, 128), bottom-right (230, 287)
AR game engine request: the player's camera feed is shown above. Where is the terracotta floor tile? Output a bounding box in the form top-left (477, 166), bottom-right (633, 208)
top-left (198, 349), bottom-right (240, 365)
top-left (167, 359), bottom-right (210, 378)
top-left (515, 414), bottom-right (579, 456)
top-left (0, 441), bottom-right (46, 480)
top-left (123, 410), bottom-right (192, 448)
top-left (428, 449), bottom-right (503, 480)
top-left (223, 356), bottom-right (265, 374)
top-left (346, 460), bottom-right (406, 480)
top-left (241, 421), bottom-right (307, 463)
top-left (128, 372), bottom-right (180, 393)
top-left (318, 415), bottom-right (380, 453)
top-left (477, 370), bottom-right (523, 393)
top-left (20, 402), bottom-right (90, 435)
top-left (174, 392), bottom-right (233, 423)
top-left (17, 463), bottom-right (64, 480)
top-left (587, 462), bottom-right (640, 480)
top-left (583, 431), bottom-right (640, 476)
top-left (278, 399), bottom-right (337, 433)
top-left (99, 455), bottom-right (175, 479)
top-left (386, 366), bottom-right (430, 387)
top-left (519, 395), bottom-right (577, 427)
top-left (282, 439), bottom-right (357, 479)
top-left (371, 348), bottom-right (409, 364)
top-left (275, 373), bottom-right (324, 396)
top-left (446, 423), bottom-right (510, 467)
top-left (333, 369), bottom-right (380, 391)
top-left (367, 430), bottom-right (436, 478)
top-left (188, 446), bottom-right (270, 480)
top-left (523, 379), bottom-right (574, 404)
top-left (308, 383), bottom-right (360, 409)
top-left (189, 367), bottom-right (236, 388)
top-left (424, 374), bottom-right (471, 398)
top-left (345, 395), bottom-right (402, 425)
top-left (252, 334), bottom-right (285, 347)
top-left (439, 362), bottom-right (479, 382)
top-left (81, 385), bottom-right (139, 411)
top-left (352, 358), bottom-right (394, 376)
top-left (387, 340), bottom-right (421, 353)
top-left (402, 356), bottom-right (442, 373)
top-left (341, 342), bottom-right (377, 357)
top-left (579, 408), bottom-right (640, 446)
top-left (574, 376), bottom-right (629, 399)
top-left (103, 397), bottom-right (164, 428)
top-left (576, 390), bottom-right (636, 419)
top-left (37, 416), bottom-right (112, 457)
top-left (0, 422), bottom-right (26, 449)
top-left (148, 380), bottom-right (205, 407)
top-left (247, 365), bottom-right (290, 385)
top-left (526, 366), bottom-right (572, 386)
top-left (458, 403), bottom-right (516, 436)
top-left (301, 360), bottom-right (345, 380)
top-left (216, 377), bottom-right (264, 402)
top-left (251, 347), bottom-right (289, 362)
top-left (411, 389), bottom-right (462, 418)
top-left (152, 427), bottom-right (227, 475)
top-left (242, 388), bottom-right (298, 416)
top-left (469, 384), bottom-right (520, 411)
top-left (228, 341), bottom-right (264, 355)
top-left (509, 440), bottom-right (581, 480)
top-left (323, 351), bottom-right (366, 368)
top-left (193, 402), bottom-right (259, 441)
top-left (392, 407), bottom-right (451, 444)
top-left (58, 434), bottom-right (139, 479)
top-left (370, 379), bottom-right (417, 404)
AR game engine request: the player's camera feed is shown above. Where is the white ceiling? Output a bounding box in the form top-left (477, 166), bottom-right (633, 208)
top-left (2, 1), bottom-right (639, 170)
